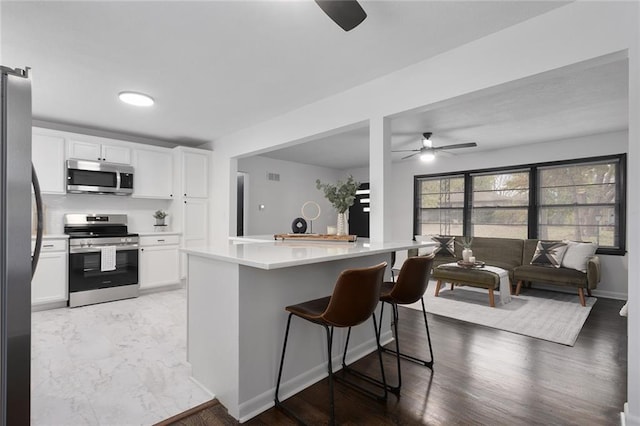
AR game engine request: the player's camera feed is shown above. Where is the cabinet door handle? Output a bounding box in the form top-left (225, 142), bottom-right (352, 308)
top-left (141, 248), bottom-right (144, 251)
top-left (157, 239), bottom-right (165, 242)
top-left (43, 244), bottom-right (54, 248)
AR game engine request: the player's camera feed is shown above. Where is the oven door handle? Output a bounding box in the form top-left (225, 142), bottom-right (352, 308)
top-left (69, 244), bottom-right (138, 254)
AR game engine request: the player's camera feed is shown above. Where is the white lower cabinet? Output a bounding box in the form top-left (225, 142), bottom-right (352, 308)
top-left (31, 239), bottom-right (68, 307)
top-left (139, 235), bottom-right (180, 290)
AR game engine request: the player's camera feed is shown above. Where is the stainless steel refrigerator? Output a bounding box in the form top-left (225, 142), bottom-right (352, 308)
top-left (1, 65), bottom-right (43, 425)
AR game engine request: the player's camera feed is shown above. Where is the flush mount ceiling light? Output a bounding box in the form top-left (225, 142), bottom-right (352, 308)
top-left (118, 91), bottom-right (154, 107)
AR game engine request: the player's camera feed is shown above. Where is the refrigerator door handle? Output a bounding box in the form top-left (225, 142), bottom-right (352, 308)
top-left (31, 163), bottom-right (43, 278)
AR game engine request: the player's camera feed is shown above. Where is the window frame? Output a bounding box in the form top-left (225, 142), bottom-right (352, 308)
top-left (413, 153), bottom-right (626, 256)
top-left (413, 173), bottom-right (466, 237)
top-left (469, 168), bottom-right (531, 239)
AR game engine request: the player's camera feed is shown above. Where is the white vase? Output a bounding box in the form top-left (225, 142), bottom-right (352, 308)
top-left (462, 248), bottom-right (473, 262)
top-left (336, 212), bottom-right (348, 236)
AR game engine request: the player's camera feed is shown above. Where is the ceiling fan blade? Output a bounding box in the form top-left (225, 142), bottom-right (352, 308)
top-left (431, 142), bottom-right (478, 151)
top-left (314, 0), bottom-right (367, 31)
top-left (401, 152), bottom-right (420, 160)
top-left (391, 149), bottom-right (421, 153)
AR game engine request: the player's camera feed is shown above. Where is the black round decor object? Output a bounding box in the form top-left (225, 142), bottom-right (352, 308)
top-left (291, 217), bottom-right (307, 234)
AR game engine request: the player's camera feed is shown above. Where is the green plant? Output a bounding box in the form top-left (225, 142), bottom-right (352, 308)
top-left (153, 210), bottom-right (168, 219)
top-left (457, 236), bottom-right (473, 249)
top-left (315, 175), bottom-right (360, 213)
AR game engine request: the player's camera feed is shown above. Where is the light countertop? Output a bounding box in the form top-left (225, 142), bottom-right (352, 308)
top-left (182, 235), bottom-right (435, 270)
top-left (31, 234), bottom-right (68, 239)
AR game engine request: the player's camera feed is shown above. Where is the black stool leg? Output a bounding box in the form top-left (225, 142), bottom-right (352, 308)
top-left (381, 299), bottom-right (434, 368)
top-left (325, 325), bottom-right (335, 426)
top-left (275, 313), bottom-right (293, 408)
top-left (276, 314), bottom-right (328, 425)
top-left (421, 298), bottom-right (434, 365)
top-left (339, 312), bottom-right (389, 399)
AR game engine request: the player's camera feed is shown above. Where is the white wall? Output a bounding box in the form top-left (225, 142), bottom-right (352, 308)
top-left (39, 194), bottom-right (172, 235)
top-left (237, 156), bottom-right (347, 236)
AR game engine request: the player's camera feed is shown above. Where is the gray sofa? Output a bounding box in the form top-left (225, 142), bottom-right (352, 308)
top-left (410, 236), bottom-right (600, 306)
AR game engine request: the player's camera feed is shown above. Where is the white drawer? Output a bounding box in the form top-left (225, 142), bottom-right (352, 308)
top-left (139, 235), bottom-right (180, 246)
top-left (31, 239), bottom-right (67, 252)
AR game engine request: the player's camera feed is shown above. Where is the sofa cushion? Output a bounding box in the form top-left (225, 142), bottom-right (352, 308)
top-left (561, 240), bottom-right (598, 272)
top-left (530, 241), bottom-right (568, 268)
top-left (463, 237), bottom-right (523, 271)
top-left (513, 264), bottom-right (587, 287)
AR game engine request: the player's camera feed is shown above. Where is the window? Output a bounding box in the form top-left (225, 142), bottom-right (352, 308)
top-left (538, 159), bottom-right (621, 249)
top-left (413, 154), bottom-right (626, 255)
top-left (471, 170), bottom-right (529, 239)
top-left (415, 175), bottom-right (464, 236)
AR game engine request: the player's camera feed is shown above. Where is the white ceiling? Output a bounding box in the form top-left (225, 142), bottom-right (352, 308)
top-left (1, 1), bottom-right (570, 147)
top-left (262, 57), bottom-right (629, 169)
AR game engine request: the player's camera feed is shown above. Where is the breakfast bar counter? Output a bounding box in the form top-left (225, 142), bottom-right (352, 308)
top-left (183, 236), bottom-right (433, 421)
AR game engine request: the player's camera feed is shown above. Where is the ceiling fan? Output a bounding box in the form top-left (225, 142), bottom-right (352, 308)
top-left (393, 132), bottom-right (478, 161)
top-left (315, 0), bottom-right (367, 32)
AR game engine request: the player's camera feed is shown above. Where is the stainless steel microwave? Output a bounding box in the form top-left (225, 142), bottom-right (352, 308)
top-left (66, 160), bottom-right (134, 195)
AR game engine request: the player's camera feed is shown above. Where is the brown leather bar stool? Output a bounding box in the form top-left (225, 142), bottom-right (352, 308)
top-left (343, 254), bottom-right (435, 395)
top-left (274, 262), bottom-right (388, 426)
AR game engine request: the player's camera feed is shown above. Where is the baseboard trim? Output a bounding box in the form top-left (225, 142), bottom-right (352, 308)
top-left (529, 283), bottom-right (627, 301)
top-left (154, 398), bottom-right (220, 425)
top-left (237, 332), bottom-right (391, 422)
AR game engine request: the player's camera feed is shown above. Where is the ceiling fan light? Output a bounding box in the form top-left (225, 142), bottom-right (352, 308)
top-left (420, 151), bottom-right (436, 162)
top-left (118, 91), bottom-right (154, 107)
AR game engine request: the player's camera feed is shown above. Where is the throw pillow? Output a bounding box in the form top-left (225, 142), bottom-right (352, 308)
top-left (530, 241), bottom-right (568, 268)
top-left (431, 235), bottom-right (456, 257)
top-left (561, 240), bottom-right (598, 272)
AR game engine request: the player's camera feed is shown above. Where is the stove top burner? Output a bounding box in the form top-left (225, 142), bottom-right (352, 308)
top-left (63, 213), bottom-right (136, 239)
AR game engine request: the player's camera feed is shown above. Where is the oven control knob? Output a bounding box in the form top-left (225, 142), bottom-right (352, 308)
top-left (126, 238), bottom-right (132, 242)
top-left (120, 238), bottom-right (126, 243)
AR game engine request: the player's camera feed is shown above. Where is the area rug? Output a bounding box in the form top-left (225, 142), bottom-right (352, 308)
top-left (407, 283), bottom-right (596, 346)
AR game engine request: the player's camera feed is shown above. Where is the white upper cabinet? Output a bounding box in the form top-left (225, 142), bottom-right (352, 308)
top-left (132, 147), bottom-right (174, 199)
top-left (32, 131), bottom-right (66, 194)
top-left (181, 150), bottom-right (209, 198)
top-left (67, 138), bottom-right (131, 164)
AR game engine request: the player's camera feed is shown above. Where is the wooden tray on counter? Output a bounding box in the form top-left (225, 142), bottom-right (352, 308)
top-left (274, 233), bottom-right (358, 242)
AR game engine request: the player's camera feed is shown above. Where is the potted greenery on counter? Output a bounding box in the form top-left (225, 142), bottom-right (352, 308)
top-left (153, 210), bottom-right (168, 226)
top-left (315, 175), bottom-right (360, 235)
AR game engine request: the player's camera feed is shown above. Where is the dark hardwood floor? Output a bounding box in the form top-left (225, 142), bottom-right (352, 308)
top-left (166, 295), bottom-right (627, 425)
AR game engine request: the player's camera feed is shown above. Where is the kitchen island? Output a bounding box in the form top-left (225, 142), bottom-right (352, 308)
top-left (183, 236), bottom-right (434, 421)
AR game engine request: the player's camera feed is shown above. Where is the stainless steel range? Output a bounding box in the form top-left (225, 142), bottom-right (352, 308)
top-left (64, 214), bottom-right (139, 307)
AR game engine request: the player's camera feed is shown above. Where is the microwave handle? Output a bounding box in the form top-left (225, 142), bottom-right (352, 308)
top-left (116, 171), bottom-right (121, 190)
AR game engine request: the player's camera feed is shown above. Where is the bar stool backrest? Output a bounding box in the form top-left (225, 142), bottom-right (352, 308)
top-left (389, 254), bottom-right (435, 304)
top-left (322, 262), bottom-right (387, 328)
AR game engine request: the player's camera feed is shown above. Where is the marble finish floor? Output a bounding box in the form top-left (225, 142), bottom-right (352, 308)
top-left (31, 288), bottom-right (211, 425)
